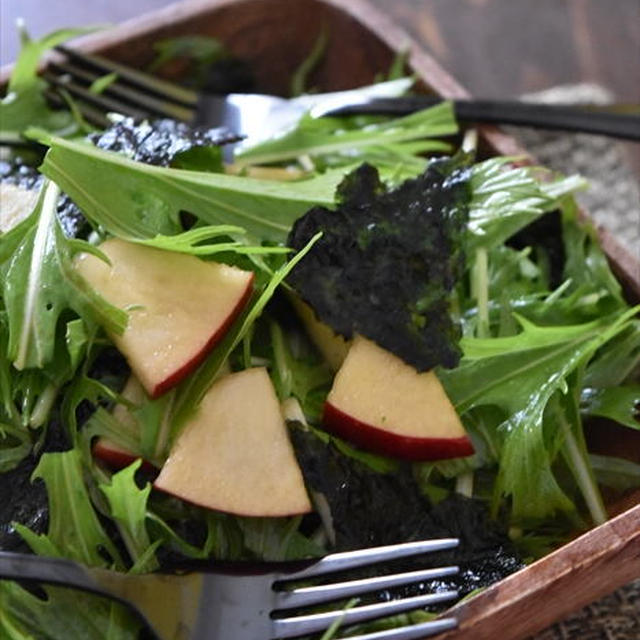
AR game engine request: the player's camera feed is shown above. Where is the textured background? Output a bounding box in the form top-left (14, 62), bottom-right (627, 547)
top-left (513, 84), bottom-right (640, 639)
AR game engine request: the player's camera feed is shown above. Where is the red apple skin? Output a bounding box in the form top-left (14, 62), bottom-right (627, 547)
top-left (150, 275), bottom-right (254, 398)
top-left (152, 486), bottom-right (312, 519)
top-left (323, 402), bottom-right (474, 461)
top-left (92, 440), bottom-right (157, 473)
top-left (76, 239), bottom-right (255, 399)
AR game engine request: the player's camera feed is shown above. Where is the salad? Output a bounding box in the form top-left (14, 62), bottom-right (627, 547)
top-left (1, 27), bottom-right (640, 640)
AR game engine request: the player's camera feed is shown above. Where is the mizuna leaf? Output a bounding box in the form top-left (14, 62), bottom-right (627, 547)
top-left (35, 134), bottom-right (348, 243)
top-left (237, 101), bottom-right (457, 166)
top-left (100, 460), bottom-right (158, 570)
top-left (468, 157), bottom-right (586, 252)
top-left (14, 448), bottom-right (123, 568)
top-left (439, 307), bottom-right (639, 521)
top-left (0, 27), bottom-right (96, 139)
top-left (0, 581), bottom-right (139, 640)
top-left (581, 385), bottom-right (640, 430)
top-left (130, 225), bottom-right (291, 258)
top-left (169, 232), bottom-right (322, 430)
top-left (590, 454), bottom-right (640, 491)
top-left (3, 181), bottom-right (126, 370)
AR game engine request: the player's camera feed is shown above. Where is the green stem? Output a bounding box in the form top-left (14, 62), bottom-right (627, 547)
top-left (270, 321), bottom-right (293, 399)
top-left (29, 383), bottom-right (58, 428)
top-left (559, 413), bottom-right (607, 525)
top-left (319, 598), bottom-right (359, 640)
top-left (472, 247), bottom-right (490, 338)
top-left (154, 392), bottom-right (175, 462)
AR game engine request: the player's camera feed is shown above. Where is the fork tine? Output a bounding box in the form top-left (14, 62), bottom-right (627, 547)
top-left (272, 590), bottom-right (459, 638)
top-left (276, 565), bottom-right (458, 610)
top-left (280, 539), bottom-right (459, 581)
top-left (44, 88), bottom-right (111, 128)
top-left (48, 61), bottom-right (196, 122)
top-left (332, 617), bottom-right (458, 640)
top-left (42, 70), bottom-right (149, 120)
top-left (55, 44), bottom-right (198, 107)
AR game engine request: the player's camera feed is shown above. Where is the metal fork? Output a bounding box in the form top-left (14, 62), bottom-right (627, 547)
top-left (0, 538), bottom-right (460, 640)
top-left (43, 44), bottom-right (640, 142)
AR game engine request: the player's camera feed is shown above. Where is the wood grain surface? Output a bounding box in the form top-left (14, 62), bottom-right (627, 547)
top-left (440, 504), bottom-right (640, 640)
top-left (3, 0), bottom-right (639, 176)
top-left (3, 0), bottom-right (639, 101)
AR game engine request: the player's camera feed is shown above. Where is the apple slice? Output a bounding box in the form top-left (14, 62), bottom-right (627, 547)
top-left (93, 376), bottom-right (147, 469)
top-left (323, 335), bottom-right (474, 461)
top-left (75, 238), bottom-right (254, 397)
top-left (93, 440), bottom-right (142, 470)
top-left (289, 294), bottom-right (350, 371)
top-left (154, 367), bottom-right (312, 516)
top-left (0, 183), bottom-right (39, 233)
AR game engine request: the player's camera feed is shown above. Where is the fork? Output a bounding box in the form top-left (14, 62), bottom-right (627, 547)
top-left (42, 44), bottom-right (640, 143)
top-left (0, 538), bottom-right (460, 640)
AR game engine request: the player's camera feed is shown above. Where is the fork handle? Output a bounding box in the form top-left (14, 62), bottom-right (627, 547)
top-left (0, 551), bottom-right (108, 596)
top-left (329, 97), bottom-right (640, 141)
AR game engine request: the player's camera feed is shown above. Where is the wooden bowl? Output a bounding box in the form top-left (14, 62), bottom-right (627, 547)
top-left (2, 1), bottom-right (639, 638)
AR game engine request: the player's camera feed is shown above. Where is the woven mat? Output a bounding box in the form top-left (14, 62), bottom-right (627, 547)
top-left (506, 84), bottom-right (640, 640)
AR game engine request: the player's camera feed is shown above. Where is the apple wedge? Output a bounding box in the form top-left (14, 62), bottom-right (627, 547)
top-left (93, 440), bottom-right (143, 470)
top-left (323, 335), bottom-right (474, 461)
top-left (93, 376), bottom-right (148, 469)
top-left (0, 183), bottom-right (39, 232)
top-left (75, 238), bottom-right (254, 397)
top-left (289, 294), bottom-right (350, 371)
top-left (154, 367), bottom-right (312, 517)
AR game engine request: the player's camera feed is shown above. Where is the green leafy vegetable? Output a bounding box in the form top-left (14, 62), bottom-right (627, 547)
top-left (100, 460), bottom-right (159, 571)
top-left (148, 35), bottom-right (228, 86)
top-left (590, 454), bottom-right (640, 490)
top-left (83, 406), bottom-right (143, 458)
top-left (14, 448), bottom-right (123, 568)
top-left (35, 133), bottom-right (348, 242)
top-left (561, 198), bottom-right (627, 309)
top-left (269, 320), bottom-right (332, 421)
top-left (581, 386), bottom-right (640, 430)
top-left (2, 180), bottom-right (126, 370)
top-left (439, 308), bottom-right (639, 522)
top-left (467, 157), bottom-right (586, 252)
top-left (584, 321), bottom-right (640, 388)
top-left (130, 225), bottom-right (290, 258)
top-left (0, 580), bottom-right (140, 640)
top-left (235, 516), bottom-right (322, 560)
top-left (88, 72), bottom-right (119, 95)
top-left (554, 373), bottom-right (607, 525)
top-left (236, 101), bottom-right (457, 166)
top-left (169, 232), bottom-right (322, 429)
top-left (290, 30), bottom-right (328, 96)
top-left (0, 26), bottom-right (96, 140)
top-left (288, 157), bottom-right (471, 370)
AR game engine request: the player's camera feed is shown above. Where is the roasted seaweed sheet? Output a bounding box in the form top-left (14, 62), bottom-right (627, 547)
top-left (287, 158), bottom-right (471, 371)
top-left (291, 426), bottom-right (523, 599)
